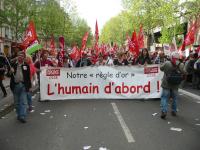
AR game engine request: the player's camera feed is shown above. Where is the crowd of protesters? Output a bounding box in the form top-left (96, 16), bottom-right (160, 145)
top-left (29, 46), bottom-right (200, 89)
top-left (0, 45), bottom-right (200, 122)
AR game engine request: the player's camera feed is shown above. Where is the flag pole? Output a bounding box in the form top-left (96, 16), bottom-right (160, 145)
top-left (2, 51), bottom-right (15, 77)
top-left (2, 51), bottom-right (12, 69)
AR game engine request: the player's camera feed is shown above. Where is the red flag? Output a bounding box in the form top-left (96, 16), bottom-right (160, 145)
top-left (81, 32), bottom-right (89, 51)
top-left (95, 20), bottom-right (99, 42)
top-left (49, 35), bottom-right (57, 56)
top-left (59, 36), bottom-right (65, 50)
top-left (94, 42), bottom-right (99, 55)
top-left (138, 25), bottom-right (144, 48)
top-left (99, 44), bottom-right (107, 56)
top-left (22, 21), bottom-right (37, 48)
top-left (127, 35), bottom-right (133, 52)
top-left (70, 46), bottom-right (81, 62)
top-left (58, 36), bottom-right (65, 66)
top-left (179, 40), bottom-right (186, 51)
top-left (184, 21), bottom-right (198, 46)
top-left (130, 30), bottom-right (139, 56)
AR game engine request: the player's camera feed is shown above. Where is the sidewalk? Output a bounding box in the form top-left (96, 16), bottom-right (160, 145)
top-left (0, 77), bottom-right (12, 117)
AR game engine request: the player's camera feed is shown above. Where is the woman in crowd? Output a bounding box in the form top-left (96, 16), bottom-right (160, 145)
top-left (96, 53), bottom-right (106, 66)
top-left (136, 48), bottom-right (152, 65)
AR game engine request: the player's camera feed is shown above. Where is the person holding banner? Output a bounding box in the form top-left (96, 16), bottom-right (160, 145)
top-left (76, 52), bottom-right (92, 67)
top-left (34, 50), bottom-right (53, 69)
top-left (96, 53), bottom-right (106, 66)
top-left (154, 51), bottom-right (167, 64)
top-left (10, 51), bottom-right (31, 123)
top-left (34, 50), bottom-right (53, 89)
top-left (63, 56), bottom-right (72, 68)
top-left (160, 52), bottom-right (185, 119)
top-left (136, 48), bottom-right (152, 65)
top-left (106, 53), bottom-right (114, 66)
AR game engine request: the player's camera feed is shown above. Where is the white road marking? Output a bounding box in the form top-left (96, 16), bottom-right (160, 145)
top-left (111, 103), bottom-right (135, 143)
top-left (152, 113), bottom-right (158, 116)
top-left (84, 127), bottom-right (88, 129)
top-left (179, 89), bottom-right (200, 101)
top-left (83, 145), bottom-right (91, 149)
top-left (170, 127), bottom-right (183, 132)
top-left (44, 110), bottom-right (51, 113)
top-left (99, 147), bottom-right (108, 150)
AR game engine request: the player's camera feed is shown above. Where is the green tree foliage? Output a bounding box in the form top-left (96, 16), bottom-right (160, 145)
top-left (122, 0), bottom-right (181, 45)
top-left (181, 0), bottom-right (200, 20)
top-left (102, 0), bottom-right (199, 47)
top-left (67, 18), bottom-right (92, 47)
top-left (3, 0), bottom-right (34, 40)
top-left (100, 11), bottom-right (137, 46)
top-left (1, 0), bottom-right (92, 47)
top-left (31, 0), bottom-right (69, 41)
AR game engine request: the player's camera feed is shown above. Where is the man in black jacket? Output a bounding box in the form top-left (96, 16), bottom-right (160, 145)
top-left (10, 51), bottom-right (31, 123)
top-left (0, 53), bottom-right (7, 97)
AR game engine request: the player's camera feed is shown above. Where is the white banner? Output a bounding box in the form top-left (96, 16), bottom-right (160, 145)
top-left (40, 65), bottom-right (164, 100)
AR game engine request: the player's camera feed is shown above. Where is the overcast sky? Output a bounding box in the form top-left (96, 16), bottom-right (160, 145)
top-left (73, 0), bottom-right (123, 34)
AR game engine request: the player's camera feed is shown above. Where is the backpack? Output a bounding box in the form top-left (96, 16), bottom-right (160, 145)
top-left (186, 60), bottom-right (195, 73)
top-left (166, 63), bottom-right (184, 85)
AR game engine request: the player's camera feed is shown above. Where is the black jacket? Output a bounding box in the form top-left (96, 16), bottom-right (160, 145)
top-left (76, 58), bottom-right (92, 67)
top-left (136, 56), bottom-right (152, 65)
top-left (10, 62), bottom-right (31, 92)
top-left (0, 56), bottom-right (7, 76)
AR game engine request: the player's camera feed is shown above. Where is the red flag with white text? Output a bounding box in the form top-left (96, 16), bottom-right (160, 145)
top-left (128, 31), bottom-right (139, 56)
top-left (22, 21), bottom-right (37, 48)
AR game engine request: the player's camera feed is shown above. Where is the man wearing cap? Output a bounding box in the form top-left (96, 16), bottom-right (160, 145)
top-left (10, 51), bottom-right (31, 123)
top-left (160, 52), bottom-right (185, 119)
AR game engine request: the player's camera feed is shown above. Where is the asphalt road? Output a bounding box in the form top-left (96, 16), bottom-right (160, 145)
top-left (0, 92), bottom-right (200, 150)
